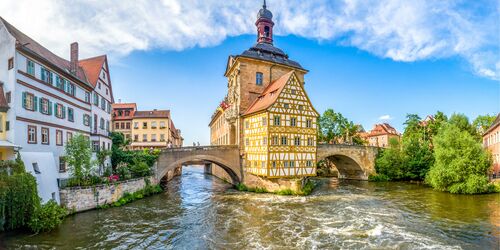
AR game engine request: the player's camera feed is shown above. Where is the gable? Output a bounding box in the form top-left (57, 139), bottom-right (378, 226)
top-left (268, 73), bottom-right (319, 117)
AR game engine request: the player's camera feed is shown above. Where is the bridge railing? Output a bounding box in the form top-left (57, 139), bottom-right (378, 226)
top-left (317, 143), bottom-right (380, 150)
top-left (160, 145), bottom-right (239, 153)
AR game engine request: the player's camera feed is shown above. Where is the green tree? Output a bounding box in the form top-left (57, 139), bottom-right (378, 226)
top-left (64, 134), bottom-right (93, 179)
top-left (96, 150), bottom-right (111, 176)
top-left (374, 138), bottom-right (405, 180)
top-left (448, 113), bottom-right (476, 137)
top-left (319, 109), bottom-right (364, 145)
top-left (472, 114), bottom-right (496, 135)
top-left (426, 124), bottom-right (493, 194)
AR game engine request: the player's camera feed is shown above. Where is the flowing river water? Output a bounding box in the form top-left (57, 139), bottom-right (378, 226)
top-left (2, 166), bottom-right (499, 249)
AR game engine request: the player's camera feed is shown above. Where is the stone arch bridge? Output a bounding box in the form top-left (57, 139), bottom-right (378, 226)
top-left (156, 144), bottom-right (379, 183)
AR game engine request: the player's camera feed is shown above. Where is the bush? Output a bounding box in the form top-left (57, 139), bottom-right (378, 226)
top-left (28, 200), bottom-right (67, 233)
top-left (109, 184), bottom-right (163, 208)
top-left (275, 189), bottom-right (294, 195)
top-left (425, 124), bottom-right (495, 194)
top-left (130, 160), bottom-right (152, 178)
top-left (116, 164), bottom-right (132, 180)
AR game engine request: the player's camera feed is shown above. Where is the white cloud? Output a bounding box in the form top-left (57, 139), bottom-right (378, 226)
top-left (0, 0), bottom-right (498, 80)
top-left (379, 115), bottom-right (393, 120)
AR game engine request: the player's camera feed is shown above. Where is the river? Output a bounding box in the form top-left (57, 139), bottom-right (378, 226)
top-left (2, 166), bottom-right (499, 249)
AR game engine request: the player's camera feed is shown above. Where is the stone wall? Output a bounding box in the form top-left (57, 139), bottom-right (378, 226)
top-left (209, 164), bottom-right (236, 184)
top-left (59, 177), bottom-right (157, 212)
top-left (243, 173), bottom-right (304, 193)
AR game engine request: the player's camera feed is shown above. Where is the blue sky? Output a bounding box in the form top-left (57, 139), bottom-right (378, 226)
top-left (1, 0), bottom-right (498, 145)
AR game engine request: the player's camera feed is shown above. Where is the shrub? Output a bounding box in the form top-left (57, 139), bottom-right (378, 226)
top-left (116, 164), bottom-right (132, 180)
top-left (299, 180), bottom-right (316, 195)
top-left (275, 189), bottom-right (294, 195)
top-left (130, 160), bottom-right (152, 178)
top-left (28, 200), bottom-right (67, 233)
top-left (425, 124), bottom-right (494, 194)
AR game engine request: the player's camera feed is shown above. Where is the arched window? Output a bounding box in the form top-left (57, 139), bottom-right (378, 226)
top-left (256, 72), bottom-right (263, 85)
top-left (264, 26), bottom-right (270, 37)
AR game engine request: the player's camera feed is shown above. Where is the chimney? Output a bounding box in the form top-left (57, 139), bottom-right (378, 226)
top-left (70, 42), bottom-right (79, 74)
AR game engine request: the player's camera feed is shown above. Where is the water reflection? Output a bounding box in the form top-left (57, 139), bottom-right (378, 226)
top-left (2, 166), bottom-right (499, 249)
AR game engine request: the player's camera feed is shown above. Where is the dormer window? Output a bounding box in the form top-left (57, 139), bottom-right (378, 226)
top-left (256, 72), bottom-right (263, 85)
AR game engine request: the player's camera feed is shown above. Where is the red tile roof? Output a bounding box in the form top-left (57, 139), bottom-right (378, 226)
top-left (0, 17), bottom-right (92, 89)
top-left (133, 110), bottom-right (170, 119)
top-left (78, 55), bottom-right (106, 88)
top-left (367, 123), bottom-right (399, 137)
top-left (244, 71), bottom-right (294, 115)
top-left (112, 103), bottom-right (137, 109)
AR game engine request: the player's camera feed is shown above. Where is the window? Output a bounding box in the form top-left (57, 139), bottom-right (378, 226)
top-left (8, 57), bottom-right (13, 70)
top-left (298, 105), bottom-right (303, 110)
top-left (115, 122), bottom-right (120, 129)
top-left (306, 161), bottom-right (313, 167)
top-left (256, 72), bottom-right (263, 85)
top-left (281, 136), bottom-right (287, 145)
top-left (83, 114), bottom-right (91, 126)
top-left (41, 127), bottom-right (49, 145)
top-left (143, 122), bottom-right (147, 129)
top-left (284, 103), bottom-right (289, 109)
top-left (134, 134), bottom-right (139, 142)
top-left (106, 121), bottom-right (110, 132)
top-left (67, 108), bottom-right (74, 122)
top-left (56, 76), bottom-right (64, 90)
top-left (294, 137), bottom-right (300, 146)
top-left (290, 161), bottom-right (295, 168)
top-left (263, 137), bottom-right (267, 146)
top-left (101, 96), bottom-right (106, 110)
top-left (245, 138), bottom-right (249, 146)
top-left (120, 122), bottom-right (125, 129)
top-left (134, 122), bottom-right (139, 129)
top-left (291, 117), bottom-right (297, 127)
top-left (27, 60), bottom-right (35, 75)
top-left (306, 119), bottom-right (312, 128)
top-left (262, 117), bottom-right (267, 126)
top-left (151, 121), bottom-right (157, 129)
top-left (151, 134), bottom-right (157, 142)
top-left (143, 134), bottom-right (147, 142)
top-left (284, 161), bottom-right (289, 168)
top-left (160, 134), bottom-right (165, 141)
top-left (106, 88), bottom-right (108, 95)
top-left (291, 89), bottom-right (296, 95)
top-left (307, 137), bottom-right (314, 146)
top-left (273, 115), bottom-right (280, 126)
top-left (264, 26), bottom-right (270, 37)
top-left (5, 121), bottom-right (9, 131)
top-left (98, 82), bottom-right (101, 89)
top-left (67, 132), bottom-right (73, 142)
top-left (66, 82), bottom-right (75, 96)
top-left (93, 92), bottom-right (99, 106)
top-left (245, 121), bottom-right (250, 129)
top-left (59, 157), bottom-right (66, 172)
top-left (28, 125), bottom-right (37, 144)
top-left (55, 103), bottom-right (65, 119)
top-left (272, 136), bottom-right (279, 145)
top-left (41, 68), bottom-right (53, 84)
top-left (100, 118), bottom-right (105, 129)
top-left (22, 92), bottom-right (35, 111)
top-left (40, 98), bottom-right (50, 115)
top-left (92, 141), bottom-right (99, 151)
top-left (85, 92), bottom-right (90, 103)
top-left (32, 163), bottom-right (41, 174)
top-left (56, 130), bottom-right (63, 146)
top-left (272, 161), bottom-right (277, 168)
top-left (126, 122), bottom-right (130, 129)
top-left (125, 110), bottom-right (130, 116)
top-left (5, 91), bottom-right (10, 103)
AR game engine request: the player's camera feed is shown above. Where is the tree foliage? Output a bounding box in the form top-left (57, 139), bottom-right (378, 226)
top-left (425, 124), bottom-right (494, 194)
top-left (318, 109), bottom-right (364, 145)
top-left (64, 134), bottom-right (93, 179)
top-left (472, 114), bottom-right (496, 135)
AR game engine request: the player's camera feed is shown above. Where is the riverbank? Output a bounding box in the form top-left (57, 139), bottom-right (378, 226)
top-left (3, 166), bottom-right (498, 249)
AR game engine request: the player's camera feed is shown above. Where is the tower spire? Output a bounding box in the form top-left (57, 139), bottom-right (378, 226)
top-left (263, 0), bottom-right (267, 9)
top-left (256, 0), bottom-right (274, 44)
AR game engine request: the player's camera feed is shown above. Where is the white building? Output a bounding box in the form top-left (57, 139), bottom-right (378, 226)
top-left (0, 17), bottom-right (114, 203)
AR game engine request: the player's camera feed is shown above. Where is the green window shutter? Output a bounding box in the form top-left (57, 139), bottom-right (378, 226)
top-left (48, 101), bottom-right (52, 115)
top-left (39, 99), bottom-right (43, 113)
top-left (62, 106), bottom-right (66, 119)
top-left (33, 96), bottom-right (38, 112)
top-left (22, 92), bottom-right (26, 109)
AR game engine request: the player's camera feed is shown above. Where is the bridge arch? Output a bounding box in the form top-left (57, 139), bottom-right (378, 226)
top-left (317, 144), bottom-right (378, 180)
top-left (156, 146), bottom-right (242, 184)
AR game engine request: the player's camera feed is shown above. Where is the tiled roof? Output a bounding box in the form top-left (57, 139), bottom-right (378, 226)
top-left (133, 110), bottom-right (170, 119)
top-left (367, 123), bottom-right (399, 137)
top-left (0, 84), bottom-right (9, 111)
top-left (244, 71), bottom-right (294, 115)
top-left (0, 17), bottom-right (92, 88)
top-left (238, 43), bottom-right (305, 70)
top-left (112, 103), bottom-right (137, 109)
top-left (484, 113), bottom-right (500, 135)
top-left (78, 55), bottom-right (106, 88)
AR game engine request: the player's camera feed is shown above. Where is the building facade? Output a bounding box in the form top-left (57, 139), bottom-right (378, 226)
top-left (209, 2), bottom-right (318, 178)
top-left (0, 17), bottom-right (114, 203)
top-left (112, 102), bottom-right (137, 142)
top-left (111, 105), bottom-right (183, 150)
top-left (362, 123), bottom-right (400, 148)
top-left (483, 114), bottom-right (500, 179)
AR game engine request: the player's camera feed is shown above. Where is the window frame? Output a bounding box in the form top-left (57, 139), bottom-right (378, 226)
top-left (8, 57), bottom-right (14, 70)
top-left (256, 72), bottom-right (264, 85)
top-left (55, 129), bottom-right (63, 146)
top-left (41, 127), bottom-right (50, 145)
top-left (27, 125), bottom-right (37, 144)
